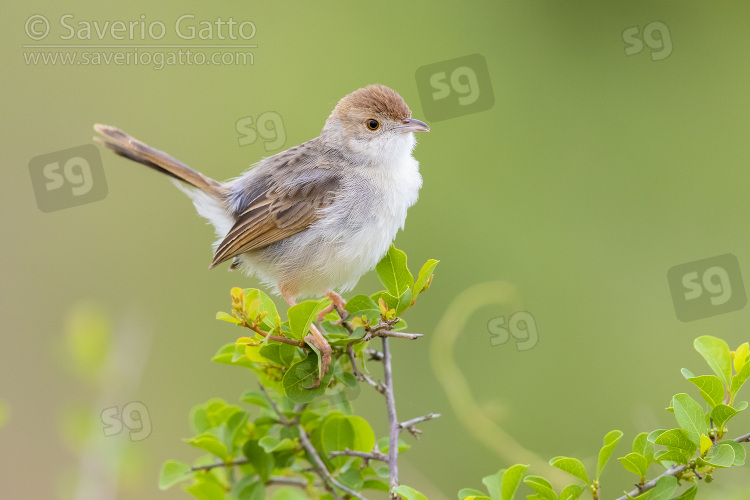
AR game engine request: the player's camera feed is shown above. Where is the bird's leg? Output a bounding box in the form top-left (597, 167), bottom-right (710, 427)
top-left (317, 291), bottom-right (349, 323)
top-left (283, 289), bottom-right (331, 389)
top-left (303, 324), bottom-right (332, 389)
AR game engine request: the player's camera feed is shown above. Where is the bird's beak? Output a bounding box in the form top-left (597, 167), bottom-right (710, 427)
top-left (397, 118), bottom-right (430, 133)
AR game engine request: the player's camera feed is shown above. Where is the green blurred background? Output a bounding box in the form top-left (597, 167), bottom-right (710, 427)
top-left (3, 1), bottom-right (750, 499)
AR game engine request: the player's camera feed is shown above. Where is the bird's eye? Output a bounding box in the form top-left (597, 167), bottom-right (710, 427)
top-left (366, 119), bottom-right (380, 131)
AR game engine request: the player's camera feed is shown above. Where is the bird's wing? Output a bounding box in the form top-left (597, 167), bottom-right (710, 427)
top-left (210, 149), bottom-right (340, 268)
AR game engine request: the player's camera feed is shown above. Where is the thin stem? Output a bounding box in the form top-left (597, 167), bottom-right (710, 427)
top-left (347, 342), bottom-right (385, 394)
top-left (190, 458), bottom-right (248, 472)
top-left (615, 431), bottom-right (750, 500)
top-left (383, 337), bottom-right (400, 498)
top-left (398, 413), bottom-right (441, 438)
top-left (329, 448), bottom-right (389, 463)
top-left (368, 331), bottom-right (423, 340)
top-left (260, 384), bottom-right (365, 499)
top-left (298, 424), bottom-right (367, 500)
top-left (245, 323), bottom-right (305, 347)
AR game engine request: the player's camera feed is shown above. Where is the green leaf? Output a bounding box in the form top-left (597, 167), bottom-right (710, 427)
top-left (216, 311), bottom-right (241, 324)
top-left (671, 485), bottom-right (697, 500)
top-left (458, 489), bottom-right (487, 499)
top-left (559, 485), bottom-right (585, 500)
top-left (700, 434), bottom-right (713, 456)
top-left (523, 476), bottom-right (558, 500)
top-left (647, 429), bottom-right (668, 444)
top-left (501, 464), bottom-right (528, 500)
top-left (685, 375), bottom-right (725, 407)
top-left (186, 433), bottom-right (228, 460)
top-left (376, 245), bottom-right (413, 297)
top-left (158, 460), bottom-right (192, 490)
top-left (701, 442), bottom-right (735, 467)
top-left (672, 393), bottom-right (708, 445)
top-left (694, 336), bottom-right (732, 387)
top-left (647, 476), bottom-right (677, 500)
top-left (393, 485), bottom-right (429, 500)
top-left (344, 295), bottom-right (381, 319)
top-left (371, 289), bottom-right (413, 316)
top-left (633, 432), bottom-right (655, 462)
top-left (654, 449), bottom-right (692, 465)
top-left (730, 359), bottom-right (750, 402)
top-left (240, 390), bottom-right (271, 409)
top-left (282, 351), bottom-right (334, 404)
top-left (259, 436), bottom-right (295, 453)
top-left (363, 479), bottom-right (390, 492)
top-left (259, 342), bottom-right (296, 367)
top-left (245, 288), bottom-right (279, 331)
top-left (717, 440), bottom-right (746, 466)
top-left (481, 470), bottom-right (501, 500)
top-left (549, 457), bottom-right (589, 484)
top-left (710, 404), bottom-right (740, 429)
top-left (734, 342), bottom-right (750, 372)
top-left (596, 430), bottom-right (623, 479)
top-left (287, 299), bottom-right (325, 340)
top-left (618, 452), bottom-right (649, 478)
top-left (653, 429), bottom-right (697, 455)
top-left (321, 414), bottom-right (375, 467)
top-left (338, 468), bottom-right (364, 491)
top-left (231, 474), bottom-right (266, 500)
top-left (243, 439), bottom-right (275, 482)
top-left (185, 474), bottom-right (226, 500)
top-left (412, 259), bottom-right (439, 301)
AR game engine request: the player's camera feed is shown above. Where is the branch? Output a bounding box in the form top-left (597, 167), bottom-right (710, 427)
top-left (383, 337), bottom-right (400, 499)
top-left (398, 413), bottom-right (441, 438)
top-left (244, 323), bottom-right (305, 347)
top-left (259, 384), bottom-right (366, 500)
top-left (615, 431), bottom-right (750, 500)
top-left (329, 447), bottom-right (389, 463)
top-left (268, 476), bottom-right (318, 488)
top-left (364, 318), bottom-right (423, 341)
top-left (190, 458), bottom-right (248, 472)
top-left (298, 423), bottom-right (367, 500)
top-left (367, 330), bottom-right (423, 340)
top-left (347, 342), bottom-right (385, 394)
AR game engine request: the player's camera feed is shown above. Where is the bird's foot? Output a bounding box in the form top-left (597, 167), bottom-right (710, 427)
top-left (302, 324), bottom-right (332, 389)
top-left (316, 291), bottom-right (349, 332)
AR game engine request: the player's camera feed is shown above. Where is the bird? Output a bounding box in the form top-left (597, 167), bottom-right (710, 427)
top-left (94, 83), bottom-right (429, 382)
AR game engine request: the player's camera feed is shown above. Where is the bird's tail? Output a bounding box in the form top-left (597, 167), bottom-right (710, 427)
top-left (93, 124), bottom-right (225, 198)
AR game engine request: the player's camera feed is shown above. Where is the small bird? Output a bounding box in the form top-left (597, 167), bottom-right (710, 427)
top-left (94, 84), bottom-right (429, 382)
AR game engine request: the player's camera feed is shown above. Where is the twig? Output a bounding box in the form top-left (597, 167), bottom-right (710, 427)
top-left (383, 337), bottom-right (400, 499)
top-left (190, 458), bottom-right (249, 472)
top-left (258, 384), bottom-right (288, 424)
top-left (398, 413), bottom-right (441, 438)
top-left (615, 432), bottom-right (750, 500)
top-left (347, 342), bottom-right (385, 394)
top-left (298, 424), bottom-right (367, 500)
top-left (367, 330), bottom-right (423, 341)
top-left (260, 384), bottom-right (365, 499)
top-left (244, 323), bottom-right (305, 347)
top-left (329, 447), bottom-right (389, 463)
top-left (365, 349), bottom-right (384, 361)
top-left (267, 476), bottom-right (315, 488)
